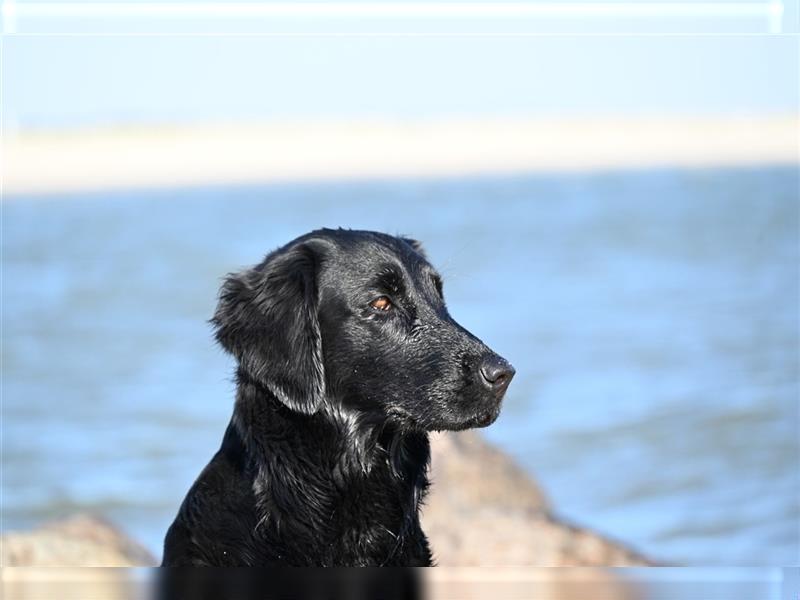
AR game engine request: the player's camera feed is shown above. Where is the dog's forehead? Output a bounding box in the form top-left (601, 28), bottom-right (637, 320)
top-left (319, 232), bottom-right (434, 282)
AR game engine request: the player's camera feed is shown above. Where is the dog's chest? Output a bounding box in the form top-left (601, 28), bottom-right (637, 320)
top-left (250, 466), bottom-right (426, 566)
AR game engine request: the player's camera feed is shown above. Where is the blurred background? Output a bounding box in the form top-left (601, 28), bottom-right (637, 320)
top-left (2, 1), bottom-right (799, 570)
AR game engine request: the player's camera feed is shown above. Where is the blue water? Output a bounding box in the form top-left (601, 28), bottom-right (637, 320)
top-left (3, 166), bottom-right (798, 565)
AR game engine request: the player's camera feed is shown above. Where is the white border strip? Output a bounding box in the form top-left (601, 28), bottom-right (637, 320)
top-left (3, 2), bottom-right (786, 18)
top-left (0, 1), bottom-right (786, 33)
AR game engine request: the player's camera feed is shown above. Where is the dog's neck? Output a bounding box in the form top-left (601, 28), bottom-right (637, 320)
top-left (228, 371), bottom-right (430, 562)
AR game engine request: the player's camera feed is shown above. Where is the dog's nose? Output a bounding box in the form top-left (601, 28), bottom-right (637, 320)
top-left (478, 355), bottom-right (515, 393)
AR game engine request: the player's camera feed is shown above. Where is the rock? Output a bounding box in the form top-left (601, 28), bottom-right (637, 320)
top-left (1, 514), bottom-right (156, 567)
top-left (424, 431), bottom-right (653, 566)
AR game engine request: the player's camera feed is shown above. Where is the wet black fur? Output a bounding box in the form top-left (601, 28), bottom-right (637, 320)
top-left (162, 229), bottom-right (513, 566)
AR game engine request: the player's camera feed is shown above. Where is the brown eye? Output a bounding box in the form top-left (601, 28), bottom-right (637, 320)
top-left (370, 296), bottom-right (392, 311)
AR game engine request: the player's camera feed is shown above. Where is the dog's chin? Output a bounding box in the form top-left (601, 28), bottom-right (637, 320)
top-left (386, 391), bottom-right (505, 433)
top-left (463, 405), bottom-right (502, 430)
top-left (473, 405), bottom-right (502, 428)
top-left (431, 401), bottom-right (503, 432)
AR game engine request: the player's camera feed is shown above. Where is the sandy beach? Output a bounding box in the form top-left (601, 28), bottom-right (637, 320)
top-left (3, 115), bottom-right (797, 196)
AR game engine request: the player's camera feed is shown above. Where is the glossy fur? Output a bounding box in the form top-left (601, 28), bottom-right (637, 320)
top-left (162, 229), bottom-right (514, 566)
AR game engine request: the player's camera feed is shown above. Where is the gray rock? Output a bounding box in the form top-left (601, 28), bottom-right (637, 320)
top-left (1, 514), bottom-right (156, 567)
top-left (425, 431), bottom-right (653, 566)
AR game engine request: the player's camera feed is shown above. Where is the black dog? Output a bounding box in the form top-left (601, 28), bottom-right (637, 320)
top-left (162, 229), bottom-right (514, 566)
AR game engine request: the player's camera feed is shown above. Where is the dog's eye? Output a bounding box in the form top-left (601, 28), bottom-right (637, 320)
top-left (369, 296), bottom-right (393, 311)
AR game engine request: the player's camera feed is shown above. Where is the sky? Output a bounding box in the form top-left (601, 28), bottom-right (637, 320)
top-left (1, 3), bottom-right (799, 129)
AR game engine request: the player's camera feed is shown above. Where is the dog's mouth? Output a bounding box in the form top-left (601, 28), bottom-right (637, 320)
top-left (436, 398), bottom-right (503, 432)
top-left (464, 383), bottom-right (508, 429)
top-left (470, 400), bottom-right (503, 428)
top-left (475, 405), bottom-right (501, 427)
top-left (385, 388), bottom-right (506, 432)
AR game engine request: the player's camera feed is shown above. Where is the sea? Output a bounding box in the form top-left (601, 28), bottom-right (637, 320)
top-left (3, 165), bottom-right (798, 565)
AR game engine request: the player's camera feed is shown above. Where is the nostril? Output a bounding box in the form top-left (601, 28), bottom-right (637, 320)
top-left (478, 356), bottom-right (515, 389)
top-left (479, 365), bottom-right (499, 384)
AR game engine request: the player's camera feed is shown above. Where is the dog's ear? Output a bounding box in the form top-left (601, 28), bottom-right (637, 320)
top-left (212, 240), bottom-right (327, 415)
top-left (400, 237), bottom-right (427, 258)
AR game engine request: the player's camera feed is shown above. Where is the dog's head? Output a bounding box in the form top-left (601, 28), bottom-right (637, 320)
top-left (213, 229), bottom-right (514, 431)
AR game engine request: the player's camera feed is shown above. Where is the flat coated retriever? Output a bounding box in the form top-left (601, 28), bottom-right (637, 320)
top-left (162, 229), bottom-right (514, 566)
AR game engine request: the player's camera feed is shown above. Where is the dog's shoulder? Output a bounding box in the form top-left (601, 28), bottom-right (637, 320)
top-left (162, 424), bottom-right (261, 565)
